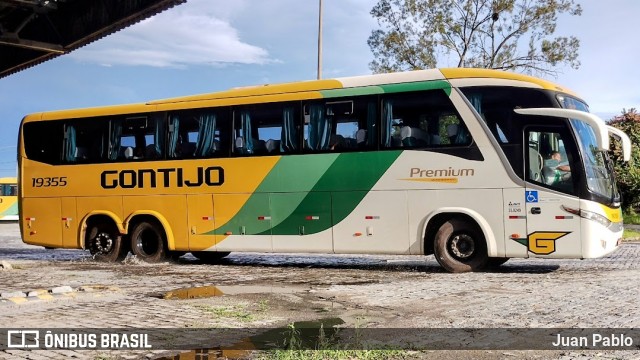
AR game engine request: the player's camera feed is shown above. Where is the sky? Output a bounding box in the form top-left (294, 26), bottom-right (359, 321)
top-left (0, 0), bottom-right (638, 177)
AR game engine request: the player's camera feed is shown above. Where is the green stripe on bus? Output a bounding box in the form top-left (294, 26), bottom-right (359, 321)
top-left (311, 151), bottom-right (402, 192)
top-left (210, 151), bottom-right (402, 237)
top-left (0, 202), bottom-right (17, 216)
top-left (210, 154), bottom-right (338, 236)
top-left (320, 86), bottom-right (384, 98)
top-left (269, 150), bottom-right (402, 235)
top-left (255, 154), bottom-right (339, 193)
top-left (320, 81), bottom-right (451, 99)
top-left (379, 80), bottom-right (451, 96)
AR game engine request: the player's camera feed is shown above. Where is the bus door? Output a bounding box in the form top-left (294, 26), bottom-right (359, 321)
top-left (524, 128), bottom-right (582, 258)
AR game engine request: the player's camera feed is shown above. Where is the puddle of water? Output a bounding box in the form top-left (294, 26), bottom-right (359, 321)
top-left (160, 284), bottom-right (311, 300)
top-left (162, 286), bottom-right (223, 300)
top-left (157, 318), bottom-right (345, 359)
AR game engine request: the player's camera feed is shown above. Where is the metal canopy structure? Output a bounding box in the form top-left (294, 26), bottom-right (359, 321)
top-left (0, 0), bottom-right (185, 79)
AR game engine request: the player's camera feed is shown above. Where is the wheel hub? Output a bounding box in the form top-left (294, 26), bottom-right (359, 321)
top-left (450, 234), bottom-right (475, 259)
top-left (94, 232), bottom-right (113, 253)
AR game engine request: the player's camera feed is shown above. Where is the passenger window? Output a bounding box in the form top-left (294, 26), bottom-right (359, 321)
top-left (233, 103), bottom-right (299, 155)
top-left (381, 90), bottom-right (471, 148)
top-left (109, 115), bottom-right (163, 161)
top-left (303, 97), bottom-right (376, 152)
top-left (1, 184), bottom-right (17, 196)
top-left (23, 121), bottom-right (64, 165)
top-left (168, 109), bottom-right (227, 159)
top-left (61, 119), bottom-right (110, 163)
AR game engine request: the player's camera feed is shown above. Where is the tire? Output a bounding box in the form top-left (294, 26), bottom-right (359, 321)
top-left (191, 251), bottom-right (230, 263)
top-left (88, 222), bottom-right (128, 262)
top-left (130, 221), bottom-right (168, 263)
top-left (433, 218), bottom-right (488, 273)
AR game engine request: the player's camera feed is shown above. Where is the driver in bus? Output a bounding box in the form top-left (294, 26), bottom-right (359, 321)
top-left (546, 151), bottom-right (571, 183)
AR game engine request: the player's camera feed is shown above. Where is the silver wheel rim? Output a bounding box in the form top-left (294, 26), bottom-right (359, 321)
top-left (450, 234), bottom-right (475, 259)
top-left (95, 232), bottom-right (113, 254)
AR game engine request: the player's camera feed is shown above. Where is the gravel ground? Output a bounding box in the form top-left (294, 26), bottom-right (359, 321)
top-left (0, 222), bottom-right (639, 360)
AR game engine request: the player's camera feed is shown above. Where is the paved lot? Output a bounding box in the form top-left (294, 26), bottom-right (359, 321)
top-left (0, 223), bottom-right (639, 359)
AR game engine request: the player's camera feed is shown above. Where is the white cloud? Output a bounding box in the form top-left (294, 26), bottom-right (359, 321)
top-left (69, 1), bottom-right (270, 68)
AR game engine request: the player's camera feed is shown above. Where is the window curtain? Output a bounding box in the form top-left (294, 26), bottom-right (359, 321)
top-left (240, 111), bottom-right (253, 153)
top-left (108, 121), bottom-right (122, 160)
top-left (381, 100), bottom-right (393, 147)
top-left (455, 125), bottom-right (470, 145)
top-left (63, 125), bottom-right (76, 162)
top-left (458, 93), bottom-right (477, 145)
top-left (307, 104), bottom-right (331, 150)
top-left (281, 107), bottom-right (297, 152)
top-left (153, 115), bottom-right (163, 157)
top-left (168, 115), bottom-right (180, 158)
top-left (366, 101), bottom-right (377, 146)
top-left (194, 113), bottom-right (216, 157)
top-left (468, 93), bottom-right (482, 115)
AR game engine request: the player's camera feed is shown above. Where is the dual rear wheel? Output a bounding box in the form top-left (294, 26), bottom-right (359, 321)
top-left (88, 220), bottom-right (168, 263)
top-left (88, 219), bottom-right (229, 263)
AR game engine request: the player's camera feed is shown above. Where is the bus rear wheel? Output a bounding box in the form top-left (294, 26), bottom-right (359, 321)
top-left (434, 218), bottom-right (488, 273)
top-left (88, 223), bottom-right (127, 262)
top-left (191, 251), bottom-right (230, 263)
top-left (130, 221), bottom-right (168, 263)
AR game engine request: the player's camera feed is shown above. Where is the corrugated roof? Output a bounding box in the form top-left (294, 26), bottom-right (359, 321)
top-left (0, 0), bottom-right (186, 79)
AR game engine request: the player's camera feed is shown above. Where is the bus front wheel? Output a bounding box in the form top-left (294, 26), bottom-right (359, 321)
top-left (88, 223), bottom-right (127, 262)
top-left (130, 221), bottom-right (168, 263)
top-left (434, 219), bottom-right (488, 273)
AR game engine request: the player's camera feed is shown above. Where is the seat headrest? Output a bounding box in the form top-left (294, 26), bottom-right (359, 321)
top-left (446, 124), bottom-right (459, 137)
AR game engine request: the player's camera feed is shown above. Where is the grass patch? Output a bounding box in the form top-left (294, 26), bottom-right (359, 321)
top-left (254, 322), bottom-right (420, 360)
top-left (257, 349), bottom-right (419, 360)
top-left (258, 299), bottom-right (270, 312)
top-left (623, 210), bottom-right (640, 225)
top-left (193, 304), bottom-right (255, 322)
top-left (623, 228), bottom-right (640, 240)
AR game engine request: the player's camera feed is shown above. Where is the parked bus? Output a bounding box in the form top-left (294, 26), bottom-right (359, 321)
top-left (0, 177), bottom-right (18, 221)
top-left (17, 68), bottom-right (631, 272)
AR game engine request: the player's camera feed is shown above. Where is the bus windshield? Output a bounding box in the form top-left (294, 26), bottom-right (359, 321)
top-left (557, 95), bottom-right (619, 203)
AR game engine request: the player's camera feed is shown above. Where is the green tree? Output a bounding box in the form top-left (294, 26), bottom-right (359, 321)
top-left (368, 0), bottom-right (582, 75)
top-left (609, 109), bottom-right (640, 211)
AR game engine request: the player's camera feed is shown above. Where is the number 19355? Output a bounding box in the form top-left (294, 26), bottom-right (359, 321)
top-left (32, 177), bottom-right (68, 187)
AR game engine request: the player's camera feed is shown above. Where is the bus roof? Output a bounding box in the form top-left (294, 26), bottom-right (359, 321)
top-left (0, 177), bottom-right (17, 184)
top-left (23, 68), bottom-right (579, 121)
top-left (148, 68), bottom-right (577, 105)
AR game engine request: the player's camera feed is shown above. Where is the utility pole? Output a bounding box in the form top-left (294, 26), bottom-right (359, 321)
top-left (317, 0), bottom-right (323, 79)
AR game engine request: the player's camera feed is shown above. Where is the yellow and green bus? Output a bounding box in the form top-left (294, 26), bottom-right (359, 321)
top-left (18, 68), bottom-right (631, 272)
top-left (0, 177), bottom-right (18, 221)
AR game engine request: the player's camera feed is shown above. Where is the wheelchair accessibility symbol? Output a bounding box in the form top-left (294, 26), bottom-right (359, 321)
top-left (526, 191), bottom-right (538, 203)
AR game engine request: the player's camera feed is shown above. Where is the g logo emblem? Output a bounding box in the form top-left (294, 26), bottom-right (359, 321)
top-left (513, 231), bottom-right (571, 255)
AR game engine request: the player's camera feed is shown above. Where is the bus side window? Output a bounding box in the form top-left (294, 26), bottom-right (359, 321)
top-left (381, 90), bottom-right (470, 149)
top-left (303, 97), bottom-right (376, 152)
top-left (169, 109), bottom-right (224, 159)
top-left (234, 102), bottom-right (299, 156)
top-left (61, 121), bottom-right (110, 163)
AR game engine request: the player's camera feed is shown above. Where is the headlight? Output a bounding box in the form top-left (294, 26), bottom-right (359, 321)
top-left (580, 209), bottom-right (612, 228)
top-left (562, 206), bottom-right (612, 228)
